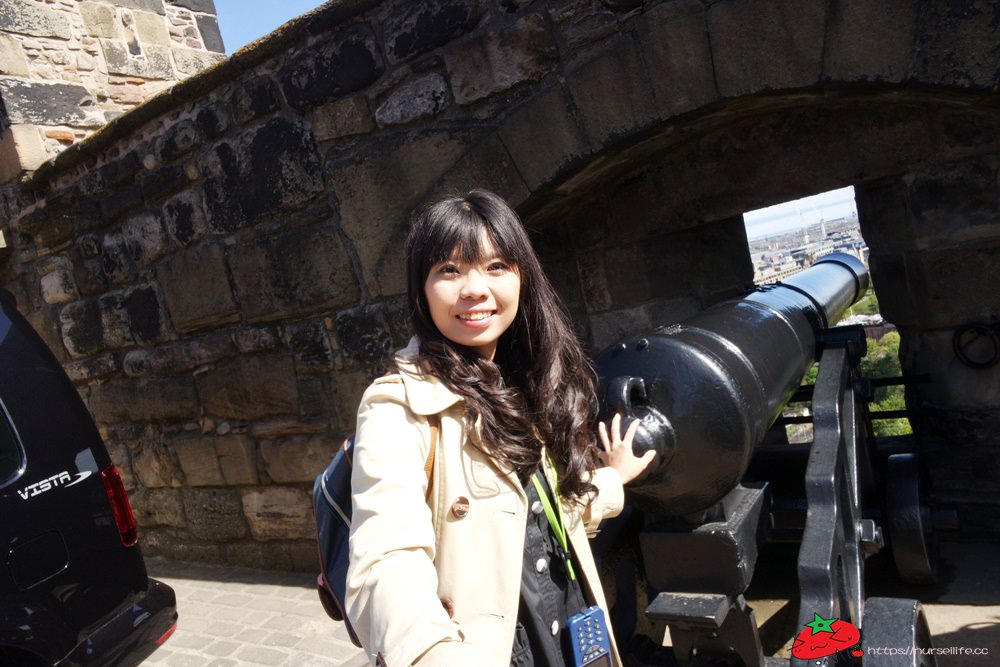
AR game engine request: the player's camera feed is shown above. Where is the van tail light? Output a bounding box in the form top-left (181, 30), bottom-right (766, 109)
top-left (101, 465), bottom-right (138, 547)
top-left (156, 621), bottom-right (178, 645)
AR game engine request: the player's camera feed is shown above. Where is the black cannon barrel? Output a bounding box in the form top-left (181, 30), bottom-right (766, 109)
top-left (596, 252), bottom-right (870, 516)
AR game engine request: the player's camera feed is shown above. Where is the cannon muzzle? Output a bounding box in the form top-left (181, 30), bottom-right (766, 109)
top-left (596, 252), bottom-right (869, 515)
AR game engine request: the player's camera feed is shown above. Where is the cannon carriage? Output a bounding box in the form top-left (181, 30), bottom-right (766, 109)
top-left (596, 253), bottom-right (940, 667)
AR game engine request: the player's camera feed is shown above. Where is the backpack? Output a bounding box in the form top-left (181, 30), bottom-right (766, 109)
top-left (314, 415), bottom-right (440, 647)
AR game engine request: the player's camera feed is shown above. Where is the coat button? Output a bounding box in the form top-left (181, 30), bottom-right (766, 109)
top-left (531, 500), bottom-right (543, 515)
top-left (450, 496), bottom-right (470, 519)
top-left (535, 558), bottom-right (548, 573)
top-left (550, 620), bottom-right (560, 636)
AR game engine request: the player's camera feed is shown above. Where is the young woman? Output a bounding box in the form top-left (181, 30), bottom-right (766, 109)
top-left (346, 190), bottom-right (655, 667)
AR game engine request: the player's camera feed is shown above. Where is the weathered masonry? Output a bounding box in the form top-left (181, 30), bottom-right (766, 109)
top-left (0, 0), bottom-right (998, 569)
top-left (0, 0), bottom-right (224, 182)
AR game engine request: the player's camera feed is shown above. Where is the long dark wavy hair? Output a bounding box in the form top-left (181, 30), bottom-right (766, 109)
top-left (404, 190), bottom-right (599, 501)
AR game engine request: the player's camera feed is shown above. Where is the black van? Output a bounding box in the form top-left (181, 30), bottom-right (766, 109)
top-left (0, 288), bottom-right (177, 666)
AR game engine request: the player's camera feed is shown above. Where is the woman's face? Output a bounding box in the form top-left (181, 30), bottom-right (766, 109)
top-left (424, 235), bottom-right (521, 360)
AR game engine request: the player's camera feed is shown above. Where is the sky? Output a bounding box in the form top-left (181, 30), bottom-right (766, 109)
top-left (214, 0), bottom-right (328, 55)
top-left (743, 186), bottom-right (858, 240)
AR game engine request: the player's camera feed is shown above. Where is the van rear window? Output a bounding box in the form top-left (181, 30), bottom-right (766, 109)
top-left (0, 407), bottom-right (21, 483)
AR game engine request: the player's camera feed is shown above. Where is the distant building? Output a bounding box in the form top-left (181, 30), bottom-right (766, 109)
top-left (748, 214), bottom-right (868, 284)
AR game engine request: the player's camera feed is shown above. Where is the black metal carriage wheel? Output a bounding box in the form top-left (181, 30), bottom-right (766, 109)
top-left (861, 597), bottom-right (936, 667)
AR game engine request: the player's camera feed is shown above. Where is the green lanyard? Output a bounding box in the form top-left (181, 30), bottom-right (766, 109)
top-left (530, 455), bottom-right (576, 581)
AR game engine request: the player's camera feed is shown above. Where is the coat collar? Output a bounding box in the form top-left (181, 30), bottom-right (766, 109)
top-left (394, 337), bottom-right (465, 416)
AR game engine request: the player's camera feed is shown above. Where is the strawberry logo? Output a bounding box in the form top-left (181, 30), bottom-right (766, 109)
top-left (791, 613), bottom-right (863, 660)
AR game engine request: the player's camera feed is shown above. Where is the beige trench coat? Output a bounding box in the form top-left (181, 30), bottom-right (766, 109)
top-left (346, 340), bottom-right (625, 667)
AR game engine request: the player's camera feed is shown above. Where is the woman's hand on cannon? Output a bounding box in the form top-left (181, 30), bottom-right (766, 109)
top-left (597, 413), bottom-right (656, 485)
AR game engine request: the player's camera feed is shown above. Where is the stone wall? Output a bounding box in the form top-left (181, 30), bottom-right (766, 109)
top-left (0, 0), bottom-right (999, 568)
top-left (0, 0), bottom-right (225, 182)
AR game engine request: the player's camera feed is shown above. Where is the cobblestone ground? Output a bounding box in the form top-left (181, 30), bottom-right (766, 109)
top-left (143, 540), bottom-right (999, 666)
top-left (142, 558), bottom-right (368, 667)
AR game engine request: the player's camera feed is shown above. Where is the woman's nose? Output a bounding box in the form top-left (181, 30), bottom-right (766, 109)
top-left (460, 270), bottom-right (489, 299)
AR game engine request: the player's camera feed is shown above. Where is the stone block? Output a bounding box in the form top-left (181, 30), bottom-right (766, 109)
top-left (100, 151), bottom-right (142, 187)
top-left (260, 436), bottom-right (332, 483)
top-left (0, 77), bottom-right (103, 127)
top-left (498, 84), bottom-right (588, 191)
top-left (283, 319), bottom-right (334, 372)
top-left (297, 373), bottom-right (334, 417)
top-left (169, 0), bottom-right (215, 12)
top-left (278, 23), bottom-right (384, 110)
top-left (101, 40), bottom-right (173, 79)
top-left (131, 488), bottom-right (185, 528)
top-left (113, 0), bottom-right (166, 13)
top-left (241, 487), bottom-right (314, 541)
top-left (156, 243), bottom-right (237, 332)
top-left (912, 245), bottom-right (1000, 328)
top-left (549, 0), bottom-right (620, 52)
top-left (124, 282), bottom-right (170, 343)
top-left (216, 435), bottom-right (258, 485)
top-left (565, 38), bottom-right (658, 149)
top-left (907, 158), bottom-right (1000, 246)
top-left (133, 9), bottom-right (170, 46)
top-left (81, 1), bottom-right (119, 38)
top-left (228, 225), bottom-right (361, 322)
top-left (196, 14), bottom-right (224, 53)
top-left (162, 188), bottom-right (207, 247)
top-left (88, 376), bottom-right (199, 422)
top-left (100, 232), bottom-right (137, 284)
top-left (0, 0), bottom-right (72, 39)
top-left (374, 72), bottom-right (449, 127)
top-left (912, 1), bottom-right (1000, 89)
top-left (0, 33), bottom-right (29, 77)
top-left (708, 0), bottom-right (826, 97)
top-left (145, 331), bottom-right (235, 374)
top-left (335, 304), bottom-right (393, 366)
top-left (327, 130), bottom-right (470, 296)
top-left (184, 488), bottom-right (249, 541)
top-left (384, 0), bottom-right (485, 63)
top-left (431, 134), bottom-right (531, 211)
top-left (64, 353), bottom-right (120, 383)
top-left (173, 47), bottom-right (224, 76)
top-left (73, 258), bottom-right (110, 296)
top-left (638, 7), bottom-right (718, 119)
top-left (173, 437), bottom-right (224, 486)
top-left (121, 209), bottom-right (168, 266)
top-left (228, 74), bottom-right (282, 125)
top-left (195, 100), bottom-right (231, 139)
top-left (141, 163), bottom-right (189, 203)
top-left (445, 13), bottom-right (557, 105)
top-left (308, 95), bottom-right (374, 142)
top-left (101, 183), bottom-right (144, 222)
top-left (195, 352), bottom-right (299, 421)
top-left (131, 437), bottom-right (183, 488)
top-left (824, 0), bottom-right (916, 83)
top-left (158, 118), bottom-right (201, 161)
top-left (59, 292), bottom-right (134, 357)
top-left (0, 125), bottom-right (47, 183)
top-left (40, 266), bottom-right (79, 305)
top-left (233, 325), bottom-right (280, 354)
top-left (201, 116), bottom-right (324, 234)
